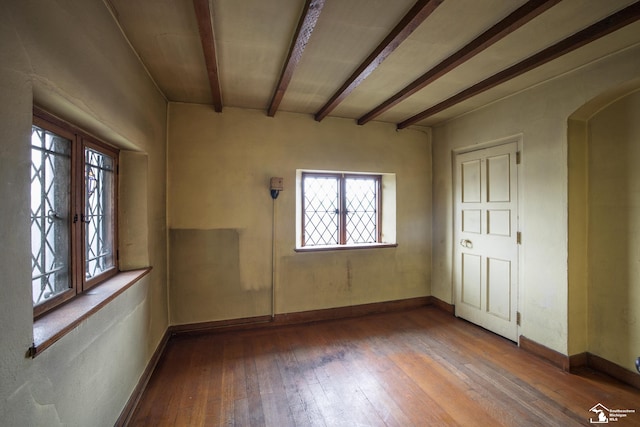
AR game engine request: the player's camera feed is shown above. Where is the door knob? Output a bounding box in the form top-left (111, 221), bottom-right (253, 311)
top-left (460, 239), bottom-right (473, 249)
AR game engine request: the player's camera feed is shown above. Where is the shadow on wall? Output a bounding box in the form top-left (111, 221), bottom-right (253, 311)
top-left (568, 79), bottom-right (640, 373)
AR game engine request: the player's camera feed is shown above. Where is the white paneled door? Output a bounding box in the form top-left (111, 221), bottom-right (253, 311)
top-left (454, 142), bottom-right (519, 341)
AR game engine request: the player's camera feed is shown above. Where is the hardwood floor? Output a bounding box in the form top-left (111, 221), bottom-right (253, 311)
top-left (129, 307), bottom-right (640, 426)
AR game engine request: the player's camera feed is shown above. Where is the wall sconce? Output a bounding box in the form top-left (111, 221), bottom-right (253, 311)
top-left (270, 177), bottom-right (283, 199)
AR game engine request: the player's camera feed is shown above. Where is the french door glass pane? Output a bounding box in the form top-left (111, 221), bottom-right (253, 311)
top-left (303, 176), bottom-right (339, 246)
top-left (85, 147), bottom-right (115, 280)
top-left (345, 177), bottom-right (377, 244)
top-left (30, 126), bottom-right (71, 306)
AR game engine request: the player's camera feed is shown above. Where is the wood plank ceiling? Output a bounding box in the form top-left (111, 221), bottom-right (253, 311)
top-left (107, 0), bottom-right (640, 128)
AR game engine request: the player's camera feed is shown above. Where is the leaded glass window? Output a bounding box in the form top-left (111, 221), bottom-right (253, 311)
top-left (303, 175), bottom-right (340, 246)
top-left (31, 109), bottom-right (118, 317)
top-left (302, 173), bottom-right (380, 247)
top-left (30, 125), bottom-right (72, 306)
top-left (85, 147), bottom-right (115, 281)
top-left (345, 177), bottom-right (378, 244)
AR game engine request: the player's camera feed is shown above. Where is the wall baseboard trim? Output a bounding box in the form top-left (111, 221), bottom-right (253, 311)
top-left (519, 335), bottom-right (571, 371)
top-left (585, 353), bottom-right (640, 390)
top-left (520, 336), bottom-right (640, 390)
top-left (569, 352), bottom-right (588, 369)
top-left (169, 314), bottom-right (274, 336)
top-left (115, 329), bottom-right (171, 427)
top-left (273, 296), bottom-right (433, 326)
top-left (430, 296), bottom-right (455, 314)
top-left (170, 296), bottom-right (438, 337)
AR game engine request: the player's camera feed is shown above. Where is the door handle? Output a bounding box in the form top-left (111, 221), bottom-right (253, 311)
top-left (460, 239), bottom-right (473, 249)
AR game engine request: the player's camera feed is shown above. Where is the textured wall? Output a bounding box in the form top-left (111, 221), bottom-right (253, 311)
top-left (167, 105), bottom-right (432, 324)
top-left (432, 45), bottom-right (640, 355)
top-left (0, 1), bottom-right (167, 425)
top-left (587, 89), bottom-right (640, 373)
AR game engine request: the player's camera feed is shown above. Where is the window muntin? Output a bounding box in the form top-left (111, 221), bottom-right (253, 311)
top-left (302, 173), bottom-right (380, 247)
top-left (303, 174), bottom-right (340, 246)
top-left (345, 176), bottom-right (379, 244)
top-left (84, 145), bottom-right (116, 283)
top-left (31, 110), bottom-right (118, 317)
top-left (30, 125), bottom-right (73, 306)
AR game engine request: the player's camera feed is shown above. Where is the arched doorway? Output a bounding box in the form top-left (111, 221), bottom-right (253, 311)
top-left (568, 79), bottom-right (640, 375)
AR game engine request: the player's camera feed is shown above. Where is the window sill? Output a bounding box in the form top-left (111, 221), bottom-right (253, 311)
top-left (294, 243), bottom-right (398, 253)
top-left (28, 267), bottom-right (152, 358)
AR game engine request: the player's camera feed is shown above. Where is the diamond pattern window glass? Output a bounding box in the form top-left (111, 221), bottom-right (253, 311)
top-left (30, 125), bottom-right (72, 306)
top-left (303, 175), bottom-right (340, 246)
top-left (85, 147), bottom-right (115, 281)
top-left (345, 177), bottom-right (378, 244)
top-left (302, 173), bottom-right (380, 247)
top-left (31, 109), bottom-right (118, 317)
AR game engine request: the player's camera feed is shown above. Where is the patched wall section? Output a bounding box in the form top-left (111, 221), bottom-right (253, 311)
top-left (169, 228), bottom-right (270, 323)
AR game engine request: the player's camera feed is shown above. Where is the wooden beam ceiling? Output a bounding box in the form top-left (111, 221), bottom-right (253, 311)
top-left (193, 0), bottom-right (223, 112)
top-left (314, 0), bottom-right (444, 122)
top-left (358, 0), bottom-right (562, 126)
top-left (397, 1), bottom-right (640, 129)
top-left (268, 0), bottom-right (326, 117)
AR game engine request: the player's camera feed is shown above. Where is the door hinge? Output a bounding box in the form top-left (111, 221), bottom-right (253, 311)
top-left (516, 151), bottom-right (521, 165)
top-left (517, 231), bottom-right (522, 244)
top-left (516, 311), bottom-right (521, 326)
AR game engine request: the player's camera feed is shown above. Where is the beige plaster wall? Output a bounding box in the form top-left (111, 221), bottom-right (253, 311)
top-left (567, 119), bottom-right (589, 355)
top-left (587, 89), bottom-right (640, 373)
top-left (432, 44), bottom-right (640, 355)
top-left (0, 1), bottom-right (167, 425)
top-left (168, 105), bottom-right (431, 324)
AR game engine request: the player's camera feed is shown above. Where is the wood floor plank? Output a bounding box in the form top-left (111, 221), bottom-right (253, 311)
top-left (392, 352), bottom-right (505, 426)
top-left (372, 312), bottom-right (535, 425)
top-left (179, 337), bottom-right (212, 425)
top-left (242, 341), bottom-right (266, 426)
top-left (157, 340), bottom-right (192, 425)
top-left (295, 326), bottom-right (369, 426)
top-left (219, 337), bottom-right (246, 425)
top-left (334, 317), bottom-right (455, 426)
top-left (232, 397), bottom-right (250, 426)
top-left (252, 334), bottom-right (295, 426)
top-left (410, 310), bottom-right (637, 425)
top-left (386, 315), bottom-right (572, 425)
top-left (317, 349), bottom-right (385, 426)
top-left (203, 397), bottom-right (223, 426)
top-left (273, 331), bottom-right (327, 426)
top-left (129, 307), bottom-right (640, 426)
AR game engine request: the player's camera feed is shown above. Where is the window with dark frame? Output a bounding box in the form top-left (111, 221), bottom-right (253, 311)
top-left (30, 109), bottom-right (118, 318)
top-left (302, 172), bottom-right (381, 247)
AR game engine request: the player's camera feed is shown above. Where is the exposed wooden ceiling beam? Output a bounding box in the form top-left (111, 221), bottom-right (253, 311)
top-left (397, 1), bottom-right (640, 129)
top-left (358, 0), bottom-right (561, 126)
top-left (314, 0), bottom-right (444, 122)
top-left (268, 0), bottom-right (326, 117)
top-left (193, 0), bottom-right (223, 112)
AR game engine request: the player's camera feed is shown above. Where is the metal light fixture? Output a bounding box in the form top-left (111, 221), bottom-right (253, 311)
top-left (270, 177), bottom-right (283, 199)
